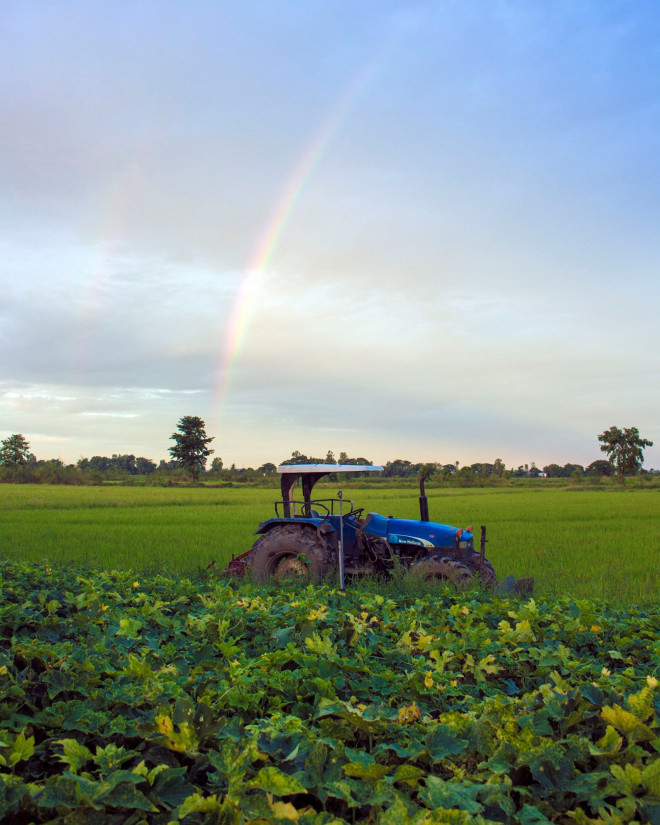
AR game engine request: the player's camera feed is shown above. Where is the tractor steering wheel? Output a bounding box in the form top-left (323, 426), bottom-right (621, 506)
top-left (344, 507), bottom-right (364, 520)
top-left (307, 502), bottom-right (330, 517)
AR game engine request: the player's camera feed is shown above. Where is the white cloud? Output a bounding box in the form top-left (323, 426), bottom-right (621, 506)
top-left (1, 1), bottom-right (659, 470)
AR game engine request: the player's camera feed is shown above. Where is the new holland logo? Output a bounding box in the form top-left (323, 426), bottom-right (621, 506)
top-left (389, 534), bottom-right (435, 547)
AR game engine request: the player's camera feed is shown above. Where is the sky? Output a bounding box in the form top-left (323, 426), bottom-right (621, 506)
top-left (1, 0), bottom-right (659, 470)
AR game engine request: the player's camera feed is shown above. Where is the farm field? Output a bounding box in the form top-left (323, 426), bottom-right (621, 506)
top-left (0, 561), bottom-right (658, 824)
top-left (0, 485), bottom-right (658, 603)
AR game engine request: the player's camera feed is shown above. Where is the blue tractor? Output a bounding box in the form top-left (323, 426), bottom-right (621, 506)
top-left (228, 464), bottom-right (498, 587)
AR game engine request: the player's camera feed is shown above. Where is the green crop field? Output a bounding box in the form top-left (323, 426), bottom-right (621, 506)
top-left (0, 485), bottom-right (658, 603)
top-left (0, 562), bottom-right (658, 824)
top-left (1, 488), bottom-right (658, 823)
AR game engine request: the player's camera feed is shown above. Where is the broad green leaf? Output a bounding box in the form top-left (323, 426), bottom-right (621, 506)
top-left (9, 730), bottom-right (34, 766)
top-left (343, 762), bottom-right (390, 782)
top-left (56, 738), bottom-right (92, 773)
top-left (627, 685), bottom-right (654, 721)
top-left (304, 741), bottom-right (327, 786)
top-left (116, 617), bottom-right (143, 639)
top-left (425, 725), bottom-right (466, 762)
top-left (94, 743), bottom-right (137, 774)
top-left (251, 767), bottom-right (307, 796)
top-left (518, 804), bottom-right (553, 825)
top-left (178, 793), bottom-right (222, 818)
top-left (602, 704), bottom-right (654, 741)
top-left (151, 767), bottom-right (196, 809)
top-left (590, 725), bottom-right (623, 756)
top-left (99, 782), bottom-right (157, 812)
top-left (35, 775), bottom-right (81, 809)
top-left (642, 759), bottom-right (660, 796)
top-left (392, 764), bottom-right (426, 785)
top-left (419, 776), bottom-right (483, 814)
top-left (0, 773), bottom-right (30, 818)
top-left (270, 799), bottom-right (300, 820)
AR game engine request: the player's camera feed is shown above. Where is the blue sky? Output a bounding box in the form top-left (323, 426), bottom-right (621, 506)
top-left (1, 1), bottom-right (659, 469)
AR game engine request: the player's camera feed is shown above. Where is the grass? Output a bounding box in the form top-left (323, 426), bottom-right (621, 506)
top-left (0, 484), bottom-right (658, 603)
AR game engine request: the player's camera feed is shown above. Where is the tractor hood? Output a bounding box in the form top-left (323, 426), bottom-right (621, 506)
top-left (363, 512), bottom-right (473, 551)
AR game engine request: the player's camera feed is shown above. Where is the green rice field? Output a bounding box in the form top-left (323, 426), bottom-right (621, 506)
top-left (0, 484), bottom-right (658, 604)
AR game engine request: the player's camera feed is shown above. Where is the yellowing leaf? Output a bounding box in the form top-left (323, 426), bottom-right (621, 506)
top-left (601, 704), bottom-right (653, 741)
top-left (270, 800), bottom-right (300, 820)
top-left (251, 766), bottom-right (307, 796)
top-left (155, 715), bottom-right (198, 753)
top-left (642, 759), bottom-right (660, 796)
top-left (514, 619), bottom-right (534, 640)
top-left (398, 702), bottom-right (421, 724)
top-left (626, 685), bottom-right (654, 721)
top-left (156, 715), bottom-right (174, 736)
top-left (344, 762), bottom-right (390, 782)
top-left (178, 793), bottom-right (221, 817)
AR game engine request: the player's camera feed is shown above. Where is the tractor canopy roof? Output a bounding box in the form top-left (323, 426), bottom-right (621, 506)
top-left (277, 464), bottom-right (383, 475)
top-left (277, 464), bottom-right (384, 506)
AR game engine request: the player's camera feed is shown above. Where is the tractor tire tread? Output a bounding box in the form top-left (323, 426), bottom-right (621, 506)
top-left (410, 554), bottom-right (474, 586)
top-left (246, 524), bottom-right (334, 584)
top-left (465, 554), bottom-right (497, 586)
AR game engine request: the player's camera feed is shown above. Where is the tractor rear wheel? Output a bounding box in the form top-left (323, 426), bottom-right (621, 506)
top-left (247, 525), bottom-right (333, 585)
top-left (465, 554), bottom-right (497, 586)
top-left (410, 554), bottom-right (474, 587)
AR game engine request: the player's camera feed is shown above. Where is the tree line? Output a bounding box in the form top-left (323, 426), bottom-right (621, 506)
top-left (0, 421), bottom-right (654, 486)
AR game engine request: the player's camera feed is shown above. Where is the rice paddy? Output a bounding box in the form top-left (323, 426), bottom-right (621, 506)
top-left (0, 484), bottom-right (657, 603)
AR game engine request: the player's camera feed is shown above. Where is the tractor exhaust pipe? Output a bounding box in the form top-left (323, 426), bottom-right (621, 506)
top-left (419, 477), bottom-right (429, 522)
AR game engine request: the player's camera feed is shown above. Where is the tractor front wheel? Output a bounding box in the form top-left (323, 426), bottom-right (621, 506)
top-left (247, 525), bottom-right (333, 585)
top-left (410, 554), bottom-right (474, 587)
top-left (465, 554), bottom-right (497, 586)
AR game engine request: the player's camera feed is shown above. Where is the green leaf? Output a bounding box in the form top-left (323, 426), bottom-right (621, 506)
top-left (0, 773), bottom-right (30, 818)
top-left (581, 684), bottom-right (604, 706)
top-left (251, 766), bottom-right (307, 796)
top-left (425, 724), bottom-right (466, 762)
top-left (9, 729), bottom-right (34, 766)
top-left (343, 762), bottom-right (390, 782)
top-left (304, 741), bottom-right (328, 786)
top-left (94, 743), bottom-right (137, 775)
top-left (643, 759), bottom-right (660, 796)
top-left (419, 776), bottom-right (484, 814)
top-left (56, 738), bottom-right (92, 773)
top-left (518, 804), bottom-right (553, 825)
top-left (35, 775), bottom-right (82, 809)
top-left (151, 767), bottom-right (196, 810)
top-left (102, 784), bottom-right (157, 811)
top-left (392, 764), bottom-right (426, 784)
top-left (116, 617), bottom-right (143, 639)
top-left (602, 704), bottom-right (654, 741)
top-left (178, 793), bottom-right (222, 818)
top-left (377, 798), bottom-right (415, 824)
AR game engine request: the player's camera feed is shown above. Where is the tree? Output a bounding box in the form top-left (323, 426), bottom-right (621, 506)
top-left (587, 459), bottom-right (612, 478)
top-left (0, 434), bottom-right (31, 467)
top-left (169, 416), bottom-right (214, 481)
top-left (257, 462), bottom-right (277, 475)
top-left (209, 457), bottom-right (224, 474)
top-left (598, 426), bottom-right (653, 484)
top-left (136, 457), bottom-right (157, 475)
top-left (492, 458), bottom-right (506, 478)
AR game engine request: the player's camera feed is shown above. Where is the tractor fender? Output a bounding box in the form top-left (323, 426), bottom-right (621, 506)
top-left (254, 519), bottom-right (336, 550)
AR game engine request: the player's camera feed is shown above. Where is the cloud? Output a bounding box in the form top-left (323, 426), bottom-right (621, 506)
top-left (1, 1), bottom-right (659, 469)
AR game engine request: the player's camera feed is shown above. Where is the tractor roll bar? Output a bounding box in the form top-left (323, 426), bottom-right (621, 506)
top-left (277, 464), bottom-right (383, 519)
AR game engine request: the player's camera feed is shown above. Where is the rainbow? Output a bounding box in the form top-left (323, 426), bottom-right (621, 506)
top-left (212, 37), bottom-right (400, 423)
